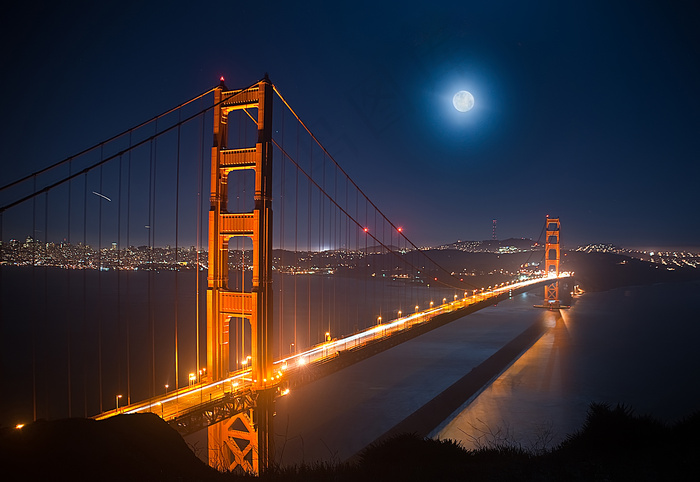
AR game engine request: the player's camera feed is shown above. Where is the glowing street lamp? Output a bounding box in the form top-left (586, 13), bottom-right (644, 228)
top-left (116, 394), bottom-right (122, 413)
top-left (164, 384), bottom-right (169, 394)
top-left (325, 332), bottom-right (331, 342)
top-left (398, 310), bottom-right (402, 318)
top-left (188, 373), bottom-right (196, 386)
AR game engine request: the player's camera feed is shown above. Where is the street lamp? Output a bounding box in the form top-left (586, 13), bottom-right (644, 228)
top-left (164, 384), bottom-right (169, 394)
top-left (188, 373), bottom-right (196, 386)
top-left (116, 394), bottom-right (122, 413)
top-left (156, 401), bottom-right (163, 418)
top-left (377, 316), bottom-right (382, 325)
top-left (290, 342), bottom-right (295, 354)
top-left (398, 310), bottom-right (402, 318)
top-left (325, 332), bottom-right (331, 342)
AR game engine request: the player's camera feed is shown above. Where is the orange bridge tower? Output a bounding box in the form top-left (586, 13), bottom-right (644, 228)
top-left (206, 77), bottom-right (276, 473)
top-left (543, 216), bottom-right (561, 308)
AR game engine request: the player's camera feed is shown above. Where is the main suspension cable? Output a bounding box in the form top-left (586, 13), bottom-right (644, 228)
top-left (272, 84), bottom-right (477, 290)
top-left (0, 87), bottom-right (218, 193)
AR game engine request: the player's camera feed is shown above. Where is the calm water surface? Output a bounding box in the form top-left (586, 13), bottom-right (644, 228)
top-left (435, 280), bottom-right (700, 450)
top-left (4, 264), bottom-right (698, 464)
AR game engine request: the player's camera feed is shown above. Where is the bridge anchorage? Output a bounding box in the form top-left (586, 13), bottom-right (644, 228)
top-left (534, 216), bottom-right (571, 310)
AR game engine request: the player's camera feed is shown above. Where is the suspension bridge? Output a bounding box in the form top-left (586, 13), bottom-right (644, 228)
top-left (0, 76), bottom-right (570, 473)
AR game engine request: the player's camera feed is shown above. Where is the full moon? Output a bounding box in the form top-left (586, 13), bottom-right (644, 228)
top-left (453, 90), bottom-right (475, 112)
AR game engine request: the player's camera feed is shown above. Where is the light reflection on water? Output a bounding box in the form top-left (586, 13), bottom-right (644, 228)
top-left (436, 280), bottom-right (700, 451)
top-left (436, 310), bottom-right (578, 450)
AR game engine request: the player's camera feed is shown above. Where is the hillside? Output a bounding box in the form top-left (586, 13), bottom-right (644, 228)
top-left (562, 251), bottom-right (700, 291)
top-left (3, 404), bottom-right (699, 481)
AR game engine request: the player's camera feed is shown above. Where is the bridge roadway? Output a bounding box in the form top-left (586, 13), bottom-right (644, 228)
top-left (93, 274), bottom-right (571, 433)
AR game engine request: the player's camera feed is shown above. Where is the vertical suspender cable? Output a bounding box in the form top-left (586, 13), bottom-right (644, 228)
top-left (307, 137), bottom-right (312, 344)
top-left (151, 121), bottom-right (159, 397)
top-left (196, 99), bottom-right (205, 379)
top-left (82, 172), bottom-right (88, 416)
top-left (333, 166), bottom-right (338, 336)
top-left (126, 133), bottom-right (132, 405)
top-left (355, 184), bottom-right (359, 332)
top-left (320, 152), bottom-right (325, 335)
top-left (43, 190), bottom-right (49, 417)
top-left (116, 154), bottom-right (123, 402)
top-left (279, 105), bottom-right (285, 360)
top-left (364, 198), bottom-right (368, 329)
top-left (344, 176), bottom-right (349, 335)
top-left (31, 175), bottom-right (37, 421)
top-left (148, 135), bottom-right (158, 397)
top-left (292, 116), bottom-right (299, 354)
top-left (97, 160), bottom-right (103, 413)
top-left (66, 160), bottom-right (72, 417)
top-left (293, 119), bottom-right (298, 353)
top-left (374, 208), bottom-right (378, 322)
top-left (174, 113), bottom-right (181, 390)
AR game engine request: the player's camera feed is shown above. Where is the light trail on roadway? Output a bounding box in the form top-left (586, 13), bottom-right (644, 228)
top-left (94, 273), bottom-right (571, 422)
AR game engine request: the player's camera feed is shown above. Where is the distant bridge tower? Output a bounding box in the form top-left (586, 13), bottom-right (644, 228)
top-left (543, 216), bottom-right (560, 307)
top-left (492, 219), bottom-right (497, 241)
top-left (207, 77), bottom-right (276, 474)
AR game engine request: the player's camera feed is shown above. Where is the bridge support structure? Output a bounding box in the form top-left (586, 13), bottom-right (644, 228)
top-left (543, 216), bottom-right (561, 308)
top-left (206, 77), bottom-right (276, 474)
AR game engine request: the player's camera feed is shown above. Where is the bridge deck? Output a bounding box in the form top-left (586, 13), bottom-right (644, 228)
top-left (94, 275), bottom-right (570, 433)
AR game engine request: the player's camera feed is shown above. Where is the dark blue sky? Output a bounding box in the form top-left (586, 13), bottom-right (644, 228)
top-left (2, 0), bottom-right (699, 248)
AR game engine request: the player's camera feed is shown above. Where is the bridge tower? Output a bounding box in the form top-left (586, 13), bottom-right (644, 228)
top-left (544, 216), bottom-right (561, 308)
top-left (206, 77), bottom-right (275, 473)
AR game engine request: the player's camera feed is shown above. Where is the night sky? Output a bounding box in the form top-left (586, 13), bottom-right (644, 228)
top-left (2, 0), bottom-right (699, 248)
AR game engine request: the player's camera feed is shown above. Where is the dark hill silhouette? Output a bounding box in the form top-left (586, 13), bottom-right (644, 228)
top-left (0, 414), bottom-right (223, 481)
top-left (563, 251), bottom-right (700, 291)
top-left (3, 404), bottom-right (699, 480)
